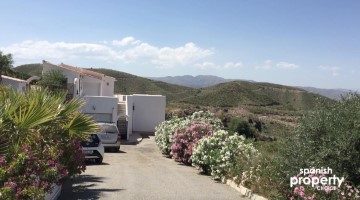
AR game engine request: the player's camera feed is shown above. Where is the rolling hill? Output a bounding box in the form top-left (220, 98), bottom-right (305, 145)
top-left (14, 64), bottom-right (332, 111)
top-left (89, 68), bottom-right (198, 102)
top-left (14, 63), bottom-right (43, 77)
top-left (148, 75), bottom-right (236, 88)
top-left (148, 75), bottom-right (352, 100)
top-left (148, 75), bottom-right (256, 88)
top-left (179, 81), bottom-right (329, 110)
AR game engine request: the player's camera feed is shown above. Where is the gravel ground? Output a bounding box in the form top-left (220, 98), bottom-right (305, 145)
top-left (59, 136), bottom-right (246, 200)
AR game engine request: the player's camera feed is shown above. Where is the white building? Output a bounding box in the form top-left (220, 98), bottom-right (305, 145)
top-left (116, 94), bottom-right (166, 140)
top-left (43, 60), bottom-right (115, 97)
top-left (1, 75), bottom-right (29, 92)
top-left (43, 60), bottom-right (118, 123)
top-left (43, 61), bottom-right (166, 140)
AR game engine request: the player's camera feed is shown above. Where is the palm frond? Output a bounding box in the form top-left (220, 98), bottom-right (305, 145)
top-left (58, 98), bottom-right (84, 118)
top-left (64, 113), bottom-right (98, 137)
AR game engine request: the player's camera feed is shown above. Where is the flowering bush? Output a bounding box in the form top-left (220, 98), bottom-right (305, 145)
top-left (155, 117), bottom-right (191, 155)
top-left (59, 138), bottom-right (86, 176)
top-left (0, 87), bottom-right (96, 199)
top-left (0, 142), bottom-right (79, 199)
top-left (171, 121), bottom-right (214, 165)
top-left (155, 111), bottom-right (222, 156)
top-left (192, 130), bottom-right (258, 180)
top-left (188, 111), bottom-right (223, 130)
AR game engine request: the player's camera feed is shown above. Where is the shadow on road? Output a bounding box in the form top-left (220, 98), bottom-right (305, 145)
top-left (59, 175), bottom-right (123, 200)
top-left (104, 150), bottom-right (127, 154)
top-left (85, 160), bottom-right (110, 165)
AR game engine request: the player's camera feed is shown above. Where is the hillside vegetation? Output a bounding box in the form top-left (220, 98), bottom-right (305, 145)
top-left (14, 64), bottom-right (332, 112)
top-left (89, 68), bottom-right (198, 102)
top-left (14, 63), bottom-right (43, 77)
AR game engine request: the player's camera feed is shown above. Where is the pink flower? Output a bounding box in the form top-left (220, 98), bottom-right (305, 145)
top-left (294, 187), bottom-right (300, 195)
top-left (324, 186), bottom-right (332, 194)
top-left (307, 196), bottom-right (315, 200)
top-left (48, 160), bottom-right (55, 165)
top-left (4, 182), bottom-right (17, 190)
top-left (300, 186), bottom-right (305, 191)
top-left (299, 191), bottom-right (305, 197)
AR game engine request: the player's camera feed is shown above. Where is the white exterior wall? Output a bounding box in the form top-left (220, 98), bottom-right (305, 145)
top-left (81, 96), bottom-right (118, 123)
top-left (101, 76), bottom-right (115, 96)
top-left (43, 62), bottom-right (79, 84)
top-left (1, 76), bottom-right (27, 92)
top-left (81, 76), bottom-right (101, 96)
top-left (132, 95), bottom-right (166, 133)
top-left (126, 95), bottom-right (134, 136)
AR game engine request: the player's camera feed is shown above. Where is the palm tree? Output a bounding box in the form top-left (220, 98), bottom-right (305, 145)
top-left (0, 86), bottom-right (97, 154)
top-left (0, 51), bottom-right (14, 83)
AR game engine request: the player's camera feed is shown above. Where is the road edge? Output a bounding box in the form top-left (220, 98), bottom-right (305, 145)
top-left (226, 180), bottom-right (268, 200)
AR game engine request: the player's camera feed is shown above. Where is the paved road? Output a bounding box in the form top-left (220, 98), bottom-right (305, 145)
top-left (59, 136), bottom-right (246, 200)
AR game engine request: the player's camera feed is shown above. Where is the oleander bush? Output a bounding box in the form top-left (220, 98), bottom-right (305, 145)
top-left (0, 86), bottom-right (96, 199)
top-left (155, 111), bottom-right (222, 156)
top-left (192, 130), bottom-right (258, 180)
top-left (155, 117), bottom-right (191, 155)
top-left (171, 121), bottom-right (214, 165)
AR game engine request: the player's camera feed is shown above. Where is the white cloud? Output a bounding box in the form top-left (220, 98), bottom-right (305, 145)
top-left (1, 40), bottom-right (115, 61)
top-left (319, 65), bottom-right (340, 76)
top-left (224, 62), bottom-right (243, 69)
top-left (112, 36), bottom-right (140, 46)
top-left (255, 60), bottom-right (273, 70)
top-left (194, 62), bottom-right (243, 70)
top-left (276, 62), bottom-right (299, 69)
top-left (256, 60), bottom-right (299, 70)
top-left (1, 38), bottom-right (213, 68)
top-left (194, 62), bottom-right (217, 70)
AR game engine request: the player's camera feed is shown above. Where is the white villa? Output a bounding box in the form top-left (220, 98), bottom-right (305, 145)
top-left (42, 60), bottom-right (166, 140)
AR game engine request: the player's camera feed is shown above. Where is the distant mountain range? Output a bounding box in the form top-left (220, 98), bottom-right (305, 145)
top-left (148, 75), bottom-right (254, 89)
top-left (148, 75), bottom-right (353, 100)
top-left (297, 87), bottom-right (353, 100)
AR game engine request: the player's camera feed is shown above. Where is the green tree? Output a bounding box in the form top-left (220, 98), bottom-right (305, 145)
top-left (0, 51), bottom-right (14, 83)
top-left (39, 69), bottom-right (67, 92)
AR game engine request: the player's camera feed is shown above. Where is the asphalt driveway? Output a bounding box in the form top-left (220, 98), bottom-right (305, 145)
top-left (59, 136), bottom-right (246, 200)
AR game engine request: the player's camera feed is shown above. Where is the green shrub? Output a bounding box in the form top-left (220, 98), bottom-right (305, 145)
top-left (229, 117), bottom-right (256, 138)
top-left (268, 94), bottom-right (360, 199)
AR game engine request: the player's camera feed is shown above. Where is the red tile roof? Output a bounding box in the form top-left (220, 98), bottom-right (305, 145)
top-left (42, 60), bottom-right (114, 80)
top-left (59, 63), bottom-right (104, 79)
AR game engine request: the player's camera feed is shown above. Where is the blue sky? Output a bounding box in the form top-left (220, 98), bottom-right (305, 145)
top-left (0, 0), bottom-right (359, 89)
